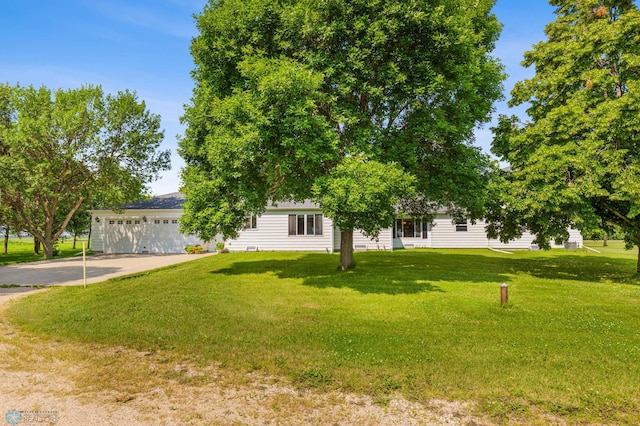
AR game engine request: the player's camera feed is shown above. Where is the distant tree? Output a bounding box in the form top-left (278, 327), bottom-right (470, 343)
top-left (487, 1), bottom-right (640, 272)
top-left (180, 0), bottom-right (504, 269)
top-left (0, 84), bottom-right (170, 258)
top-left (66, 205), bottom-right (92, 249)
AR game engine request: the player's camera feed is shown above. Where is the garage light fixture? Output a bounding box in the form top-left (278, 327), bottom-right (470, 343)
top-left (142, 216), bottom-right (147, 222)
top-left (95, 217), bottom-right (100, 223)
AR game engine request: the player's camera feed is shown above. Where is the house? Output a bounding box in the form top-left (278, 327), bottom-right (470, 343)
top-left (90, 194), bottom-right (583, 254)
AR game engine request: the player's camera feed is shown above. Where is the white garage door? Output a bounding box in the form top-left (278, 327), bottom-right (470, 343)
top-left (105, 219), bottom-right (144, 254)
top-left (148, 218), bottom-right (199, 253)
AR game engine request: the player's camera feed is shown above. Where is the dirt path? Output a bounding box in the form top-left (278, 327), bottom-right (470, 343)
top-left (0, 291), bottom-right (490, 425)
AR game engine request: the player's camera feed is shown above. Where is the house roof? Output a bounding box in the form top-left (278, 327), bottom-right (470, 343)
top-left (93, 192), bottom-right (185, 211)
top-left (267, 200), bottom-right (321, 210)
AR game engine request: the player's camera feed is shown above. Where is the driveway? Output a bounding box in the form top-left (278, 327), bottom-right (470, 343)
top-left (0, 253), bottom-right (215, 304)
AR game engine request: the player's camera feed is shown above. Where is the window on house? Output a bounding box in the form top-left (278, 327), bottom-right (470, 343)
top-left (163, 219), bottom-right (169, 224)
top-left (288, 214), bottom-right (323, 235)
top-left (134, 220), bottom-right (141, 225)
top-left (117, 220), bottom-right (123, 225)
top-left (172, 219), bottom-right (178, 224)
top-left (244, 215), bottom-right (257, 230)
top-left (109, 220), bottom-right (115, 225)
top-left (394, 218), bottom-right (428, 239)
top-left (455, 217), bottom-right (468, 232)
top-left (154, 219), bottom-right (160, 224)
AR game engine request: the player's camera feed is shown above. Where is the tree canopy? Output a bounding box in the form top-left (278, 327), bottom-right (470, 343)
top-left (486, 0), bottom-right (640, 271)
top-left (0, 84), bottom-right (171, 258)
top-left (180, 0), bottom-right (504, 269)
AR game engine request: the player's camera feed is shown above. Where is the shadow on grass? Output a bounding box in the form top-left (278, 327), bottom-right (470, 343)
top-left (210, 249), bottom-right (640, 295)
top-left (211, 251), bottom-right (501, 295)
top-left (212, 256), bottom-right (447, 295)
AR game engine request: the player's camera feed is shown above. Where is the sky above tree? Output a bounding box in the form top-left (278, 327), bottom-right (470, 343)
top-left (3, 0), bottom-right (626, 194)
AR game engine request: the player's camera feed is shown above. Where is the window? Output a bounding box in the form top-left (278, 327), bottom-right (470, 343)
top-left (163, 219), bottom-right (169, 224)
top-left (109, 220), bottom-right (115, 225)
top-left (134, 220), bottom-right (141, 225)
top-left (455, 217), bottom-right (468, 232)
top-left (172, 219), bottom-right (178, 224)
top-left (125, 220), bottom-right (132, 225)
top-left (154, 219), bottom-right (160, 224)
top-left (288, 214), bottom-right (323, 235)
top-left (117, 220), bottom-right (123, 225)
top-left (244, 215), bottom-right (257, 230)
top-left (394, 218), bottom-right (428, 239)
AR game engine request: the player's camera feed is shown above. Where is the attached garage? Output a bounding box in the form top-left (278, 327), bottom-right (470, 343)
top-left (104, 218), bottom-right (145, 254)
top-left (148, 218), bottom-right (189, 253)
top-left (91, 193), bottom-right (207, 254)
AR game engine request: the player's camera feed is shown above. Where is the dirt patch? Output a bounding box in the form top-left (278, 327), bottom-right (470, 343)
top-left (0, 295), bottom-right (491, 425)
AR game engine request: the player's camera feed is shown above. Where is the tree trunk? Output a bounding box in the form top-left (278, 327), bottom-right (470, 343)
top-left (42, 237), bottom-right (54, 259)
top-left (603, 234), bottom-right (608, 247)
top-left (3, 226), bottom-right (8, 254)
top-left (87, 225), bottom-right (92, 250)
top-left (339, 229), bottom-right (354, 270)
top-left (33, 238), bottom-right (40, 255)
top-left (637, 243), bottom-right (640, 274)
top-left (73, 232), bottom-right (77, 249)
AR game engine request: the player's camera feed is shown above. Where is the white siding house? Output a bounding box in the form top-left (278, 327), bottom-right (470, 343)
top-left (226, 201), bottom-right (334, 252)
top-left (91, 194), bottom-right (583, 254)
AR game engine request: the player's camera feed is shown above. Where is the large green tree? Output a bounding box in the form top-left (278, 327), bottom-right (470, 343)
top-left (180, 0), bottom-right (504, 269)
top-left (487, 1), bottom-right (640, 271)
top-left (0, 84), bottom-right (171, 258)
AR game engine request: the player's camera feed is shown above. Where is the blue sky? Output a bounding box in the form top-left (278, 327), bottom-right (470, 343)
top-left (2, 1), bottom-right (562, 195)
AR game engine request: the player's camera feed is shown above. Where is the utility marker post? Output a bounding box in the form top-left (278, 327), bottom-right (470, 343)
top-left (500, 283), bottom-right (508, 305)
top-left (83, 242), bottom-right (87, 288)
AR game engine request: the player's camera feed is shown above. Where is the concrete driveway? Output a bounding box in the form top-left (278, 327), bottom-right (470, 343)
top-left (0, 253), bottom-right (215, 304)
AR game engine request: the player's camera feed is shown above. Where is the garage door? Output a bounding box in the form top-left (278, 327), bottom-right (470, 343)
top-left (148, 218), bottom-right (199, 253)
top-left (105, 219), bottom-right (144, 254)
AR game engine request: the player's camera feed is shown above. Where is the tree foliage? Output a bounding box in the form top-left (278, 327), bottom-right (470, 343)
top-left (0, 84), bottom-right (170, 258)
top-left (486, 0), bottom-right (640, 271)
top-left (180, 0), bottom-right (504, 269)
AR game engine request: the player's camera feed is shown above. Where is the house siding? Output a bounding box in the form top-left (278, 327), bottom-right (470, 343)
top-left (226, 210), bottom-right (333, 252)
top-left (91, 220), bottom-right (104, 252)
top-left (430, 216), bottom-right (490, 248)
top-left (350, 228), bottom-right (393, 251)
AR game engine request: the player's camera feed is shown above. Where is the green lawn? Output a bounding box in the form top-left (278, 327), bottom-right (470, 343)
top-left (0, 237), bottom-right (90, 265)
top-left (6, 241), bottom-right (640, 424)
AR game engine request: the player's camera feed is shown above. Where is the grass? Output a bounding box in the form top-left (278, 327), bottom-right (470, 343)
top-left (0, 237), bottom-right (90, 265)
top-left (5, 241), bottom-right (640, 424)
